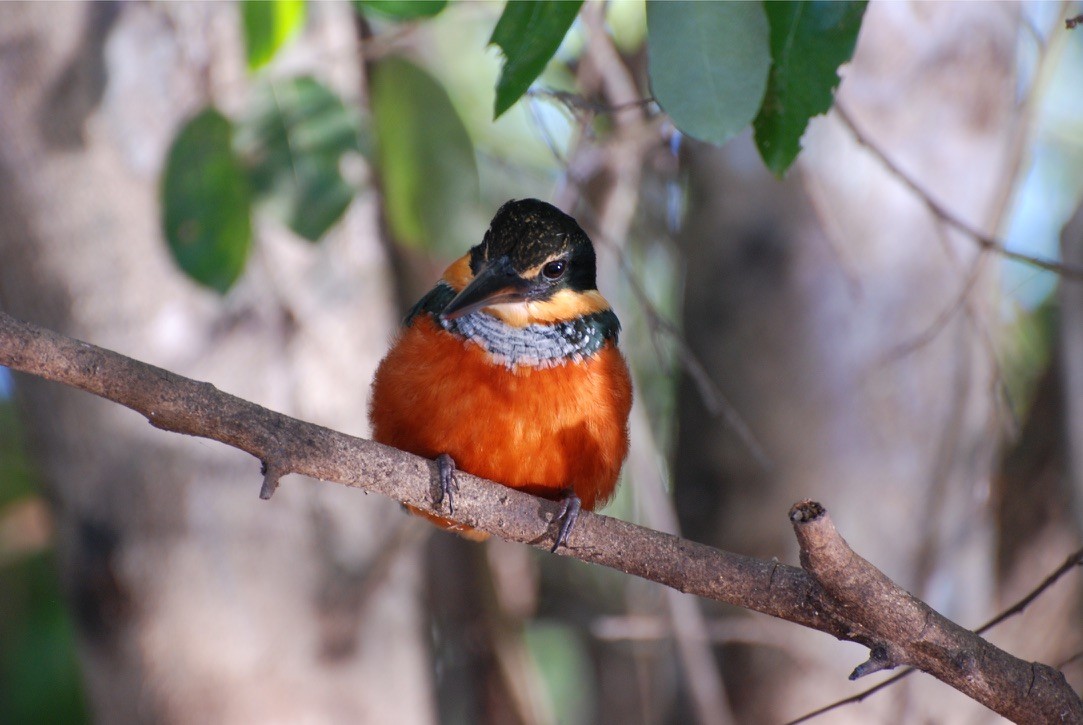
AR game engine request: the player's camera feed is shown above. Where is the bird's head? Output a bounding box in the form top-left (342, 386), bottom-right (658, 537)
top-left (441, 199), bottom-right (605, 325)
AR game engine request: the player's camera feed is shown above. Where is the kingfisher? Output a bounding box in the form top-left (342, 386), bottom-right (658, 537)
top-left (369, 198), bottom-right (633, 550)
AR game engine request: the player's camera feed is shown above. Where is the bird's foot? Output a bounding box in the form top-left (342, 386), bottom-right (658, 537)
top-left (435, 453), bottom-right (458, 514)
top-left (551, 491), bottom-right (582, 553)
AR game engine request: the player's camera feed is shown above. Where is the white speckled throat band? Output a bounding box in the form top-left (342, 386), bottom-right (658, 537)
top-left (440, 308), bottom-right (615, 369)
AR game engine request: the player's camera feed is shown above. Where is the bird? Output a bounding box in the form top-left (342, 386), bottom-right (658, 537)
top-left (369, 198), bottom-right (633, 550)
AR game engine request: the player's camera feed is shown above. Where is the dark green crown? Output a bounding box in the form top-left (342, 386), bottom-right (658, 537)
top-left (469, 198), bottom-right (598, 294)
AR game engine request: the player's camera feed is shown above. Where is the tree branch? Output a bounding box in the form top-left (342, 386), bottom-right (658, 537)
top-left (0, 309), bottom-right (1079, 723)
top-left (787, 544), bottom-right (1083, 723)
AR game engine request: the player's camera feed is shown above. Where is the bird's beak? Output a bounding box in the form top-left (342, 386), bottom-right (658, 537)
top-left (441, 256), bottom-right (530, 321)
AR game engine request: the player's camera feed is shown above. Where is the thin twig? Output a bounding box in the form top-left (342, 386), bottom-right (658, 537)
top-left (879, 255), bottom-right (984, 362)
top-left (1057, 650), bottom-right (1083, 670)
top-left (525, 95), bottom-right (567, 166)
top-left (835, 103), bottom-right (1083, 280)
top-left (616, 244), bottom-right (773, 469)
top-left (976, 547), bottom-right (1083, 634)
top-left (784, 668), bottom-right (914, 725)
top-left (527, 87), bottom-right (656, 116)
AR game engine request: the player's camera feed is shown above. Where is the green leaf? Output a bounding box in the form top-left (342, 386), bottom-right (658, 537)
top-left (354, 0), bottom-right (447, 20)
top-left (490, 0), bottom-right (583, 118)
top-left (754, 1), bottom-right (867, 176)
top-left (647, 1), bottom-right (771, 146)
top-left (370, 57), bottom-right (479, 256)
top-left (235, 76), bottom-right (362, 242)
top-left (162, 108), bottom-right (252, 293)
top-left (242, 0), bottom-right (307, 71)
top-left (0, 550), bottom-right (90, 724)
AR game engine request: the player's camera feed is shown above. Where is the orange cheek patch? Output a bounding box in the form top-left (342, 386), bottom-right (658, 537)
top-left (441, 254), bottom-right (473, 292)
top-left (485, 290), bottom-right (612, 327)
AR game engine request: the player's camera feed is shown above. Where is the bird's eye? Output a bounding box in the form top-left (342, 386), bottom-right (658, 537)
top-left (542, 260), bottom-right (566, 280)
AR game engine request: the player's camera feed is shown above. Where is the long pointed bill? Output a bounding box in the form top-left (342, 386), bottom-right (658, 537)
top-left (440, 256), bottom-right (531, 321)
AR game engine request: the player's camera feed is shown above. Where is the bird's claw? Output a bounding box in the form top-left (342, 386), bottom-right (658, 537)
top-left (551, 492), bottom-right (582, 552)
top-left (435, 453), bottom-right (458, 514)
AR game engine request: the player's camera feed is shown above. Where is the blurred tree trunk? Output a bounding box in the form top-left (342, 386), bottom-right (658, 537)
top-left (1061, 204), bottom-right (1083, 538)
top-left (0, 3), bottom-right (434, 723)
top-left (672, 3), bottom-right (1071, 721)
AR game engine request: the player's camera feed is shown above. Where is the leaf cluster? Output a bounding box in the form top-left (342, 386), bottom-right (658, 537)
top-left (161, 0), bottom-right (867, 291)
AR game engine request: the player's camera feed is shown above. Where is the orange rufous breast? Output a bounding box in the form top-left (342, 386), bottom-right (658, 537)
top-left (369, 314), bottom-right (632, 534)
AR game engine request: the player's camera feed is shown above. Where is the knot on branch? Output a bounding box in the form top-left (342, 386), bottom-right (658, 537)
top-left (850, 644), bottom-right (902, 680)
top-left (259, 458), bottom-right (292, 499)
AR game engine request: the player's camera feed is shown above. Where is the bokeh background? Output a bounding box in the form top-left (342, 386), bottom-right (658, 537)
top-left (1, 2), bottom-right (1082, 723)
